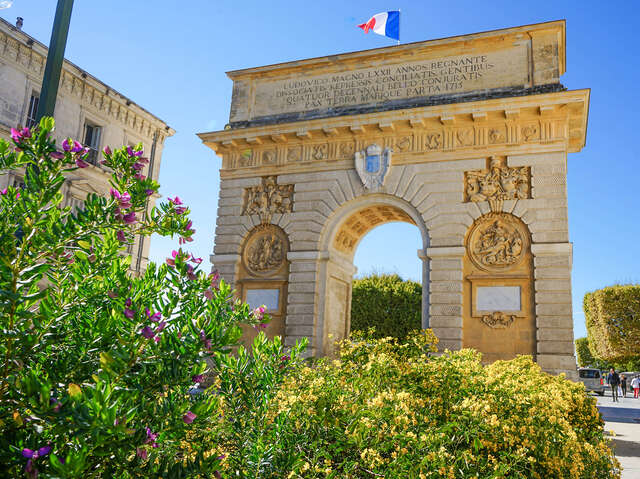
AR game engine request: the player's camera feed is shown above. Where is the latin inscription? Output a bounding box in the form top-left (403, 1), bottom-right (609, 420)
top-left (251, 46), bottom-right (528, 118)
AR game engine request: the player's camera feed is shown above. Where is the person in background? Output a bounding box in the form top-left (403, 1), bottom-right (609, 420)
top-left (631, 375), bottom-right (640, 399)
top-left (621, 375), bottom-right (627, 398)
top-left (607, 368), bottom-right (620, 402)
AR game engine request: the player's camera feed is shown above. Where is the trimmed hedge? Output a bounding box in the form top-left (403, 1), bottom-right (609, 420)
top-left (584, 285), bottom-right (640, 362)
top-left (350, 274), bottom-right (421, 339)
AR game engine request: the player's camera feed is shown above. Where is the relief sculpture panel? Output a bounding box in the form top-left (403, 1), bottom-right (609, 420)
top-left (242, 225), bottom-right (288, 277)
top-left (467, 212), bottom-right (528, 272)
top-left (464, 156), bottom-right (530, 211)
top-left (242, 176), bottom-right (294, 224)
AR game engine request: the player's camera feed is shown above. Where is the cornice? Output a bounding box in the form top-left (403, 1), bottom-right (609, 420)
top-left (198, 89), bottom-right (589, 178)
top-left (0, 20), bottom-right (175, 139)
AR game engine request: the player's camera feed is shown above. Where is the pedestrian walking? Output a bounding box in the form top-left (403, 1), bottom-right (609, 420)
top-left (621, 375), bottom-right (627, 397)
top-left (607, 368), bottom-right (620, 402)
top-left (631, 375), bottom-right (640, 399)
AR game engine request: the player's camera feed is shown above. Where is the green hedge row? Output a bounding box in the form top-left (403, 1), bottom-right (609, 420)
top-left (350, 274), bottom-right (421, 339)
top-left (584, 284), bottom-right (640, 362)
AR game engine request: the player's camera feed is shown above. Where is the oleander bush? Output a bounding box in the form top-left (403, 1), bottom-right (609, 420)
top-left (253, 331), bottom-right (620, 479)
top-left (351, 274), bottom-right (421, 339)
top-left (584, 285), bottom-right (640, 363)
top-left (0, 118), bottom-right (303, 478)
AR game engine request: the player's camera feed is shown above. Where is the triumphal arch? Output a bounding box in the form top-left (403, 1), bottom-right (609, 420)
top-left (199, 20), bottom-right (589, 376)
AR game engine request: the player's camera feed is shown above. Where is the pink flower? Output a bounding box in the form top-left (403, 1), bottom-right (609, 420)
top-left (190, 255), bottom-right (203, 264)
top-left (145, 189), bottom-right (154, 196)
top-left (10, 128), bottom-right (21, 142)
top-left (21, 127), bottom-right (31, 139)
top-left (50, 151), bottom-right (65, 159)
top-left (107, 291), bottom-right (118, 299)
top-left (156, 321), bottom-right (166, 332)
top-left (0, 188), bottom-right (7, 195)
top-left (132, 162), bottom-right (144, 171)
top-left (116, 230), bottom-right (127, 243)
top-left (182, 411), bottom-right (197, 424)
top-left (124, 308), bottom-right (136, 319)
top-left (175, 206), bottom-right (187, 215)
top-left (63, 139), bottom-right (83, 153)
top-left (123, 212), bottom-right (137, 224)
top-left (75, 158), bottom-right (89, 168)
top-left (136, 448), bottom-right (147, 460)
top-left (169, 196), bottom-right (183, 205)
top-left (141, 326), bottom-right (154, 339)
top-left (103, 146), bottom-right (112, 156)
top-left (134, 173), bottom-right (146, 180)
top-left (253, 305), bottom-right (266, 321)
top-left (204, 289), bottom-right (214, 300)
top-left (144, 427), bottom-right (158, 447)
top-left (192, 374), bottom-right (204, 383)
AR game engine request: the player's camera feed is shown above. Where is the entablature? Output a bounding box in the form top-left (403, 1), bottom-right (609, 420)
top-left (199, 89), bottom-right (589, 178)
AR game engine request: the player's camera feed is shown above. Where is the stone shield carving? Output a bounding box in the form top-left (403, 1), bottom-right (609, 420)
top-left (467, 213), bottom-right (528, 272)
top-left (481, 311), bottom-right (516, 329)
top-left (242, 225), bottom-right (288, 276)
top-left (464, 157), bottom-right (530, 212)
top-left (354, 144), bottom-right (391, 190)
top-left (242, 176), bottom-right (294, 224)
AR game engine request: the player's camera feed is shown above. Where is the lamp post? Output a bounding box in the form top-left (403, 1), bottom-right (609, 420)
top-left (35, 0), bottom-right (74, 122)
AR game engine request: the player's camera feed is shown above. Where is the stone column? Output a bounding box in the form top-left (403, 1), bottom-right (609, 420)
top-left (418, 248), bottom-right (430, 329)
top-left (427, 246), bottom-right (464, 351)
top-left (531, 243), bottom-right (577, 378)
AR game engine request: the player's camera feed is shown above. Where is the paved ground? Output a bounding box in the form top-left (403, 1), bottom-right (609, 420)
top-left (594, 389), bottom-right (640, 478)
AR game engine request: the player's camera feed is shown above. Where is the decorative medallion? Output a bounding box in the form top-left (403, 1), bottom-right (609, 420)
top-left (464, 157), bottom-right (530, 212)
top-left (467, 213), bottom-right (528, 272)
top-left (242, 225), bottom-right (288, 276)
top-left (354, 144), bottom-right (391, 190)
top-left (480, 311), bottom-right (516, 329)
top-left (242, 176), bottom-right (294, 224)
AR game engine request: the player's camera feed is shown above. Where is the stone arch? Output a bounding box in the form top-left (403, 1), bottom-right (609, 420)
top-left (314, 193), bottom-right (430, 356)
top-left (462, 211), bottom-right (535, 363)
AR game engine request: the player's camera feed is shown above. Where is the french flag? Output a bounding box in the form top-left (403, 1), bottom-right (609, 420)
top-left (358, 11), bottom-right (400, 41)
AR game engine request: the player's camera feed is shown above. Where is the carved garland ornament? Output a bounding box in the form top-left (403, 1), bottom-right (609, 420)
top-left (242, 225), bottom-right (287, 276)
top-left (481, 311), bottom-right (516, 329)
top-left (242, 176), bottom-right (294, 224)
top-left (467, 213), bottom-right (528, 273)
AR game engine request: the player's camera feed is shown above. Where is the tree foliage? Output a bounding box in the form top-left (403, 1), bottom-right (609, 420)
top-left (350, 274), bottom-right (421, 339)
top-left (584, 285), bottom-right (640, 363)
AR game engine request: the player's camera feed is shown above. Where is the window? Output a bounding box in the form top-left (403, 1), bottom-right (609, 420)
top-left (25, 92), bottom-right (39, 129)
top-left (579, 369), bottom-right (601, 379)
top-left (83, 123), bottom-right (102, 165)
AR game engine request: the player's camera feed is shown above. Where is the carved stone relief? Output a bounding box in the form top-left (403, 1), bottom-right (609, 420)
top-left (395, 136), bottom-right (412, 152)
top-left (286, 146), bottom-right (302, 163)
top-left (262, 149), bottom-right (277, 165)
top-left (242, 176), bottom-right (294, 224)
top-left (522, 124), bottom-right (539, 141)
top-left (467, 213), bottom-right (528, 272)
top-left (312, 144), bottom-right (328, 161)
top-left (464, 156), bottom-right (530, 211)
top-left (488, 128), bottom-right (506, 144)
top-left (481, 311), bottom-right (516, 329)
top-left (456, 128), bottom-right (474, 147)
top-left (425, 133), bottom-right (442, 150)
top-left (242, 225), bottom-right (288, 276)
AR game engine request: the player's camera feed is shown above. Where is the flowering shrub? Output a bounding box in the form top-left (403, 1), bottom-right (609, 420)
top-left (0, 118), bottom-right (269, 478)
top-left (259, 331), bottom-right (619, 478)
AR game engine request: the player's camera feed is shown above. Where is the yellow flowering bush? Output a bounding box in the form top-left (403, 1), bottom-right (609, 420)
top-left (255, 331), bottom-right (619, 479)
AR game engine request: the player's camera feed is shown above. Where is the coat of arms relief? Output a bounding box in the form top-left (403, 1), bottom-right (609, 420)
top-left (354, 144), bottom-right (391, 190)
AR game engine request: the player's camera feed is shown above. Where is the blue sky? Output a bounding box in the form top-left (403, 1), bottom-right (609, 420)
top-left (4, 0), bottom-right (639, 339)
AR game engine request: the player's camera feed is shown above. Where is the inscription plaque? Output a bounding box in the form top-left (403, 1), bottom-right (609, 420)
top-left (476, 286), bottom-right (521, 312)
top-left (241, 46), bottom-right (529, 121)
top-left (246, 289), bottom-right (280, 311)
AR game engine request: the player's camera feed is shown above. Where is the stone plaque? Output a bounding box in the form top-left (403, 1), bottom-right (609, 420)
top-left (246, 289), bottom-right (280, 311)
top-left (476, 286), bottom-right (521, 312)
top-left (235, 45), bottom-right (530, 122)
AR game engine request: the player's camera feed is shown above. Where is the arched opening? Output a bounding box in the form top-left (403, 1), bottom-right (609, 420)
top-left (316, 195), bottom-right (429, 356)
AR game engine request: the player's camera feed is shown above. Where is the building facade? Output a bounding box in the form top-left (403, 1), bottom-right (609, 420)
top-left (200, 21), bottom-right (588, 378)
top-left (0, 17), bottom-right (174, 272)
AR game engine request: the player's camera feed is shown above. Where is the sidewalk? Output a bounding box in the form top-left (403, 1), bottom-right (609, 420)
top-left (595, 390), bottom-right (640, 479)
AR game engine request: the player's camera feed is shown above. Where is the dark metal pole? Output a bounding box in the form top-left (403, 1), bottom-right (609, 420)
top-left (35, 0), bottom-right (74, 122)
